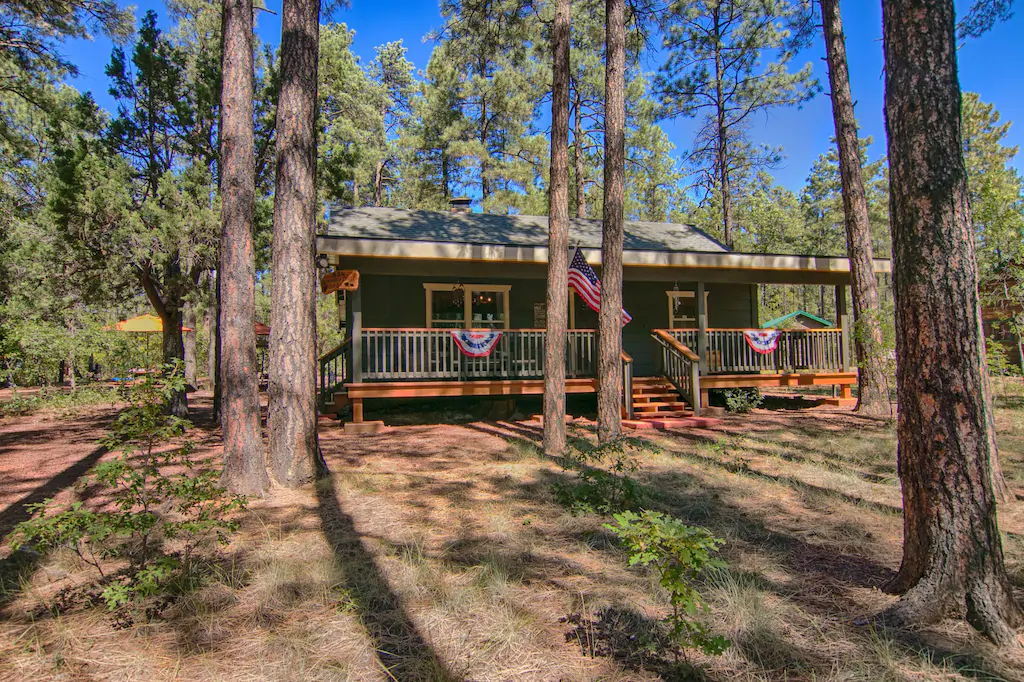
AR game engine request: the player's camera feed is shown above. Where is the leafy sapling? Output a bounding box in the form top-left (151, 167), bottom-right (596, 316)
top-left (605, 510), bottom-right (729, 660)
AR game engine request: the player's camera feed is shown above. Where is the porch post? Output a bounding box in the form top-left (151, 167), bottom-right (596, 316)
top-left (350, 284), bottom-right (363, 383)
top-left (696, 280), bottom-right (707, 374)
top-left (835, 285), bottom-right (851, 371)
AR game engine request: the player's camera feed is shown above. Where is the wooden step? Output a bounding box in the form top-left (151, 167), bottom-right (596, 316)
top-left (633, 402), bottom-right (689, 411)
top-left (633, 409), bottom-right (693, 419)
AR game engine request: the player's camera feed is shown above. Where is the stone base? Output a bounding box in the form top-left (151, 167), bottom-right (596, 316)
top-left (822, 397), bottom-right (857, 408)
top-left (342, 420), bottom-right (386, 434)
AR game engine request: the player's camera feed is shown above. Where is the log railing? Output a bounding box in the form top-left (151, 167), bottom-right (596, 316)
top-left (651, 330), bottom-right (701, 416)
top-left (665, 328), bottom-right (847, 374)
top-left (359, 328), bottom-right (597, 382)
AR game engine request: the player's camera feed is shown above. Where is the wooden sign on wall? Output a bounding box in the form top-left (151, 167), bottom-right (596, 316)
top-left (320, 269), bottom-right (359, 294)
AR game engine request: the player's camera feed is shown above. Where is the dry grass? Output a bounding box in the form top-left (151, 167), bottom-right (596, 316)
top-left (1, 383), bottom-right (1023, 680)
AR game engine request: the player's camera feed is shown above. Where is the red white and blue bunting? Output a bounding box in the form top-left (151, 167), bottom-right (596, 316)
top-left (451, 330), bottom-right (503, 357)
top-left (743, 330), bottom-right (782, 354)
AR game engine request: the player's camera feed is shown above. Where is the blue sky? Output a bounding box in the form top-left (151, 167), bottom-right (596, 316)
top-left (62, 0), bottom-right (1024, 194)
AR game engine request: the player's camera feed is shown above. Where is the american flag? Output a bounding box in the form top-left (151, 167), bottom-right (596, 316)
top-left (568, 247), bottom-right (632, 325)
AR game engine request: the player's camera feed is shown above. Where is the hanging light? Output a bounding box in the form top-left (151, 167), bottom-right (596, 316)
top-left (672, 281), bottom-right (682, 314)
top-left (452, 281), bottom-right (464, 307)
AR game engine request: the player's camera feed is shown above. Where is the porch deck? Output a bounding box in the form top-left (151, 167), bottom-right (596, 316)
top-left (320, 326), bottom-right (857, 424)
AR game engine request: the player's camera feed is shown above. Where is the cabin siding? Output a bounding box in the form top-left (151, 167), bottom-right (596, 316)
top-left (354, 273), bottom-right (755, 376)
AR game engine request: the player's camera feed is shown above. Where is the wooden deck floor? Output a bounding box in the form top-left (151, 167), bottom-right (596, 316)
top-left (327, 372), bottom-right (858, 423)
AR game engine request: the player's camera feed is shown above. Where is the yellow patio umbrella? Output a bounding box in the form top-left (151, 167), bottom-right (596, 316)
top-left (109, 314), bottom-right (195, 369)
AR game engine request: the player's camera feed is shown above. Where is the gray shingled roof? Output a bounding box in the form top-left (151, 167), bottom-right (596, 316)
top-left (324, 207), bottom-right (730, 253)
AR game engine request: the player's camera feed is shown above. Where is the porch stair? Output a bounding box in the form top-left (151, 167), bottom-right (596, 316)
top-left (631, 377), bottom-right (693, 419)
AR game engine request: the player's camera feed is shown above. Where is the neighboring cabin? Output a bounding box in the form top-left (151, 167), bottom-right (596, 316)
top-left (762, 310), bottom-right (834, 330)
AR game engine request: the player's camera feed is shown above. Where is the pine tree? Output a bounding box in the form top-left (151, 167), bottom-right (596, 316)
top-left (880, 0), bottom-right (1022, 646)
top-left (268, 0), bottom-right (325, 487)
top-left (820, 0), bottom-right (889, 416)
top-left (219, 0), bottom-right (268, 494)
top-left (597, 0), bottom-right (625, 444)
top-left (657, 0), bottom-right (818, 247)
top-left (543, 0), bottom-right (571, 457)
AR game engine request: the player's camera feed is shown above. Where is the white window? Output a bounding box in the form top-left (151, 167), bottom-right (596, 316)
top-left (666, 290), bottom-right (708, 328)
top-left (424, 283), bottom-right (511, 329)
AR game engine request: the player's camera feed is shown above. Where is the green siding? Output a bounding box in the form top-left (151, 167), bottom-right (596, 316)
top-left (355, 273), bottom-right (755, 376)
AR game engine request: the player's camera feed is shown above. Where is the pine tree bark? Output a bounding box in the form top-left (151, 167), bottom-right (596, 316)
top-left (543, 0), bottom-right (570, 457)
top-left (881, 0), bottom-right (1022, 646)
top-left (821, 0), bottom-right (889, 417)
top-left (184, 301), bottom-right (197, 388)
top-left (268, 0), bottom-right (324, 487)
top-left (597, 0), bottom-right (625, 444)
top-left (573, 85), bottom-right (586, 219)
top-left (219, 0), bottom-right (269, 495)
top-left (206, 271), bottom-right (218, 393)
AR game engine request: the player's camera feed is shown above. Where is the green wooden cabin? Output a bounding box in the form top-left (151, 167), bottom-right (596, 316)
top-left (315, 206), bottom-right (890, 425)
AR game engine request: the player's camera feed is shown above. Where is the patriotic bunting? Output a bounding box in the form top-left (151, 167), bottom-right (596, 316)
top-left (743, 330), bottom-right (782, 354)
top-left (451, 330), bottom-right (503, 357)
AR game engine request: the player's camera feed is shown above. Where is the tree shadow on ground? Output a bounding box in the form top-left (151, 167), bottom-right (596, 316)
top-left (314, 476), bottom-right (463, 681)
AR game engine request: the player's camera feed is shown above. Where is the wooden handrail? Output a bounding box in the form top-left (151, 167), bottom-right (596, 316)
top-left (319, 336), bottom-right (351, 363)
top-left (621, 350), bottom-right (633, 364)
top-left (652, 329), bottom-right (700, 362)
top-left (665, 327), bottom-right (843, 333)
top-left (362, 327), bottom-right (599, 333)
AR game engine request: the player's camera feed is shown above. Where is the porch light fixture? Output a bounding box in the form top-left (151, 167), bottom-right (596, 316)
top-left (452, 281), bottom-right (464, 307)
top-left (316, 254), bottom-right (330, 270)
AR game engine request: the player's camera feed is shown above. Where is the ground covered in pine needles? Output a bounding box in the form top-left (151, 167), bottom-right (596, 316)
top-left (1, 382), bottom-right (1023, 681)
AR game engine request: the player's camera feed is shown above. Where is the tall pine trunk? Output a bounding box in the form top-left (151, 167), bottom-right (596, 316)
top-left (219, 0), bottom-right (268, 495)
top-left (543, 0), bottom-right (570, 457)
top-left (184, 301), bottom-right (197, 388)
top-left (881, 0), bottom-right (1022, 646)
top-left (268, 0), bottom-right (323, 486)
top-left (573, 86), bottom-right (586, 219)
top-left (821, 0), bottom-right (889, 417)
top-left (597, 0), bottom-right (625, 444)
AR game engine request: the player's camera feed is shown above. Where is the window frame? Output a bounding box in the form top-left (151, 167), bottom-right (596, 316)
top-left (666, 290), bottom-right (708, 329)
top-left (423, 282), bottom-right (512, 329)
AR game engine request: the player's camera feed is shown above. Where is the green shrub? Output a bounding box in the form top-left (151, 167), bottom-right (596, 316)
top-left (12, 364), bottom-right (245, 610)
top-left (723, 388), bottom-right (762, 414)
top-left (554, 437), bottom-right (651, 515)
top-left (605, 510), bottom-right (729, 660)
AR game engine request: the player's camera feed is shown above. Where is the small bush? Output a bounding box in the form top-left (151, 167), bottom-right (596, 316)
top-left (605, 510), bottom-right (729, 660)
top-left (554, 437), bottom-right (652, 515)
top-left (12, 364), bottom-right (245, 611)
top-left (723, 388), bottom-right (762, 414)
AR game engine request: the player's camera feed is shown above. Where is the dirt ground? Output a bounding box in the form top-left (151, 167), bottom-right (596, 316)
top-left (1, 387), bottom-right (1023, 681)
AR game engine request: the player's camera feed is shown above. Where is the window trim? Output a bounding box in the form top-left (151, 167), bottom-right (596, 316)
top-left (423, 282), bottom-right (512, 329)
top-left (666, 290), bottom-right (708, 329)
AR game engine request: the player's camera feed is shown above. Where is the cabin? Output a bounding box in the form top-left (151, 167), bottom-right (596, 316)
top-left (315, 205), bottom-right (891, 429)
top-left (762, 310), bottom-right (834, 330)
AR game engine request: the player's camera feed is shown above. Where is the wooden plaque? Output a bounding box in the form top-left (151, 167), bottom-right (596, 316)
top-left (320, 269), bottom-right (359, 294)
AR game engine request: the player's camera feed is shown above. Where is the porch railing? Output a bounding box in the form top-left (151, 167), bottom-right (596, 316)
top-left (319, 337), bottom-right (350, 404)
top-left (651, 330), bottom-right (701, 417)
top-left (360, 328), bottom-right (597, 381)
top-left (665, 328), bottom-right (847, 374)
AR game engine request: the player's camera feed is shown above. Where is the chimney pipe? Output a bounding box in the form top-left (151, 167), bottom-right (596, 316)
top-left (449, 197), bottom-right (472, 213)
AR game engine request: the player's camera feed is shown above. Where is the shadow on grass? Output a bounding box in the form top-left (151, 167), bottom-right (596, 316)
top-left (314, 476), bottom-right (462, 681)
